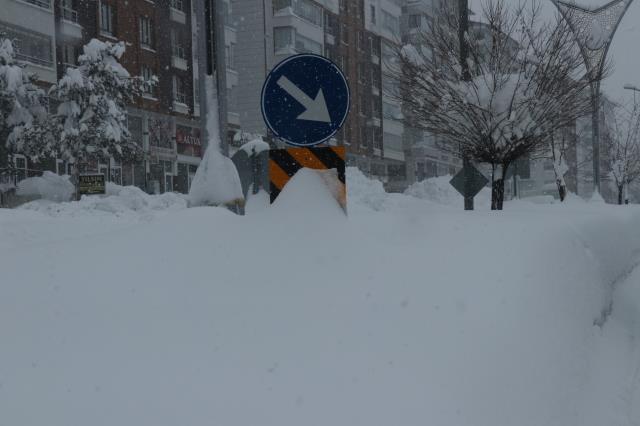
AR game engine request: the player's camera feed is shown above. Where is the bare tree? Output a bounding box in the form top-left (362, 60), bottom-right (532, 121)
top-left (389, 0), bottom-right (598, 209)
top-left (602, 102), bottom-right (640, 205)
top-left (547, 128), bottom-right (572, 201)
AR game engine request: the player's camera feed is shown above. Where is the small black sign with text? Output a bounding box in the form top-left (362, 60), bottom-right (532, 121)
top-left (78, 174), bottom-right (106, 196)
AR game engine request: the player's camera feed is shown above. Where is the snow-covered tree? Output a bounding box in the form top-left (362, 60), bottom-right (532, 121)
top-left (16, 39), bottom-right (153, 168)
top-left (0, 34), bottom-right (46, 169)
top-left (603, 102), bottom-right (640, 205)
top-left (390, 1), bottom-right (597, 210)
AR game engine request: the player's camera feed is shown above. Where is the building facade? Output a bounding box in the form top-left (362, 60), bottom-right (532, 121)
top-left (1, 0), bottom-right (236, 195)
top-left (231, 0), bottom-right (405, 185)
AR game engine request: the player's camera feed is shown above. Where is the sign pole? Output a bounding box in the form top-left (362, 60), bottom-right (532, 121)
top-left (459, 0), bottom-right (473, 210)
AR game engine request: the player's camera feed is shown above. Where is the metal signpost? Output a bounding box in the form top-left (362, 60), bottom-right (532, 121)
top-left (261, 54), bottom-right (350, 212)
top-left (261, 54), bottom-right (350, 147)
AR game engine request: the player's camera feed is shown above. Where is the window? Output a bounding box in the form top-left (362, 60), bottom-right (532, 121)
top-left (61, 44), bottom-right (78, 67)
top-left (382, 10), bottom-right (399, 34)
top-left (340, 55), bottom-right (349, 72)
top-left (225, 44), bottom-right (235, 69)
top-left (173, 76), bottom-right (187, 104)
top-left (371, 68), bottom-right (380, 88)
top-left (141, 66), bottom-right (155, 95)
top-left (370, 37), bottom-right (380, 57)
top-left (343, 126), bottom-right (351, 145)
top-left (372, 99), bottom-right (381, 118)
top-left (370, 5), bottom-right (376, 24)
top-left (100, 2), bottom-right (115, 36)
top-left (357, 63), bottom-right (367, 84)
top-left (295, 32), bottom-right (321, 54)
top-left (170, 29), bottom-right (185, 58)
top-left (170, 0), bottom-right (183, 11)
top-left (14, 155), bottom-right (27, 182)
top-left (274, 27), bottom-right (294, 51)
top-left (0, 22), bottom-right (53, 67)
top-left (359, 95), bottom-right (368, 116)
top-left (194, 78), bottom-right (200, 105)
top-left (140, 16), bottom-right (153, 49)
top-left (357, 31), bottom-right (365, 51)
top-left (341, 23), bottom-right (349, 44)
top-left (127, 115), bottom-right (143, 146)
top-left (324, 13), bottom-right (337, 36)
top-left (273, 0), bottom-right (322, 26)
top-left (360, 127), bottom-right (368, 147)
top-left (273, 27), bottom-right (321, 54)
top-left (383, 101), bottom-right (402, 120)
top-left (60, 0), bottom-right (78, 22)
top-left (373, 128), bottom-right (382, 148)
top-left (409, 14), bottom-right (421, 29)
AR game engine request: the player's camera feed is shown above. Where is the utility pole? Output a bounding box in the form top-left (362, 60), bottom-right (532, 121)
top-left (459, 0), bottom-right (473, 210)
top-left (198, 0), bottom-right (229, 156)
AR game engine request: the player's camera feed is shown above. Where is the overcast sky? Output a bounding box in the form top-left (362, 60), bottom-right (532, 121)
top-left (467, 0), bottom-right (640, 105)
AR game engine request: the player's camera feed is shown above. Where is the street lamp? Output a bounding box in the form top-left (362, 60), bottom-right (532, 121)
top-left (551, 0), bottom-right (634, 196)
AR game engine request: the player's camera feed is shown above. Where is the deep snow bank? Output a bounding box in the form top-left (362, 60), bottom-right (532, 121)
top-left (16, 171), bottom-right (75, 202)
top-left (18, 184), bottom-right (187, 218)
top-left (1, 169), bottom-right (640, 426)
top-left (404, 173), bottom-right (492, 208)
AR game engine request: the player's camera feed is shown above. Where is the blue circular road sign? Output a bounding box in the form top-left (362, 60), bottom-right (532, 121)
top-left (261, 54), bottom-right (350, 147)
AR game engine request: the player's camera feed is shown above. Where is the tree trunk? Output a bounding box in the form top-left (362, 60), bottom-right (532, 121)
top-left (557, 180), bottom-right (567, 202)
top-left (491, 178), bottom-right (505, 210)
top-left (618, 185), bottom-right (624, 205)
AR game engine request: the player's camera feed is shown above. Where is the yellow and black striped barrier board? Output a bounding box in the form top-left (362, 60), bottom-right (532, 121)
top-left (269, 146), bottom-right (347, 213)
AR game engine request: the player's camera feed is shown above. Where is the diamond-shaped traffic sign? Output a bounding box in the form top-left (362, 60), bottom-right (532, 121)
top-left (450, 164), bottom-right (489, 198)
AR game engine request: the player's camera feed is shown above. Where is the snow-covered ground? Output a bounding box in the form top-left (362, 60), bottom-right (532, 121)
top-left (1, 169), bottom-right (640, 426)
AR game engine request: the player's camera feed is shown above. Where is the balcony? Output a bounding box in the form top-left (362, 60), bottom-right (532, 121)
top-left (169, 7), bottom-right (186, 24)
top-left (172, 56), bottom-right (188, 71)
top-left (367, 117), bottom-right (382, 127)
top-left (324, 33), bottom-right (335, 45)
top-left (171, 46), bottom-right (188, 70)
top-left (172, 100), bottom-right (189, 115)
top-left (24, 0), bottom-right (50, 9)
top-left (60, 6), bottom-right (82, 38)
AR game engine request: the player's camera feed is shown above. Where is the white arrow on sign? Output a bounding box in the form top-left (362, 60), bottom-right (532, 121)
top-left (277, 76), bottom-right (332, 123)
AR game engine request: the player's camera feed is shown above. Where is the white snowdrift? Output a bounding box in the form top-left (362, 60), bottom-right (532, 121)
top-left (16, 171), bottom-right (75, 202)
top-left (405, 174), bottom-right (492, 208)
top-left (19, 184), bottom-right (187, 218)
top-left (239, 137), bottom-right (270, 156)
top-left (188, 146), bottom-right (243, 207)
top-left (1, 168), bottom-right (640, 426)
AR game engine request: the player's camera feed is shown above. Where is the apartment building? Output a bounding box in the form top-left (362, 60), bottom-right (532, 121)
top-left (1, 0), bottom-right (236, 195)
top-left (231, 0), bottom-right (405, 185)
top-left (399, 0), bottom-right (463, 185)
top-left (0, 0), bottom-right (57, 84)
top-left (323, 1), bottom-right (381, 170)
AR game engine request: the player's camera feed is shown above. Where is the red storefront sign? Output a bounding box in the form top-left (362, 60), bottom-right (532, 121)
top-left (176, 125), bottom-right (202, 157)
